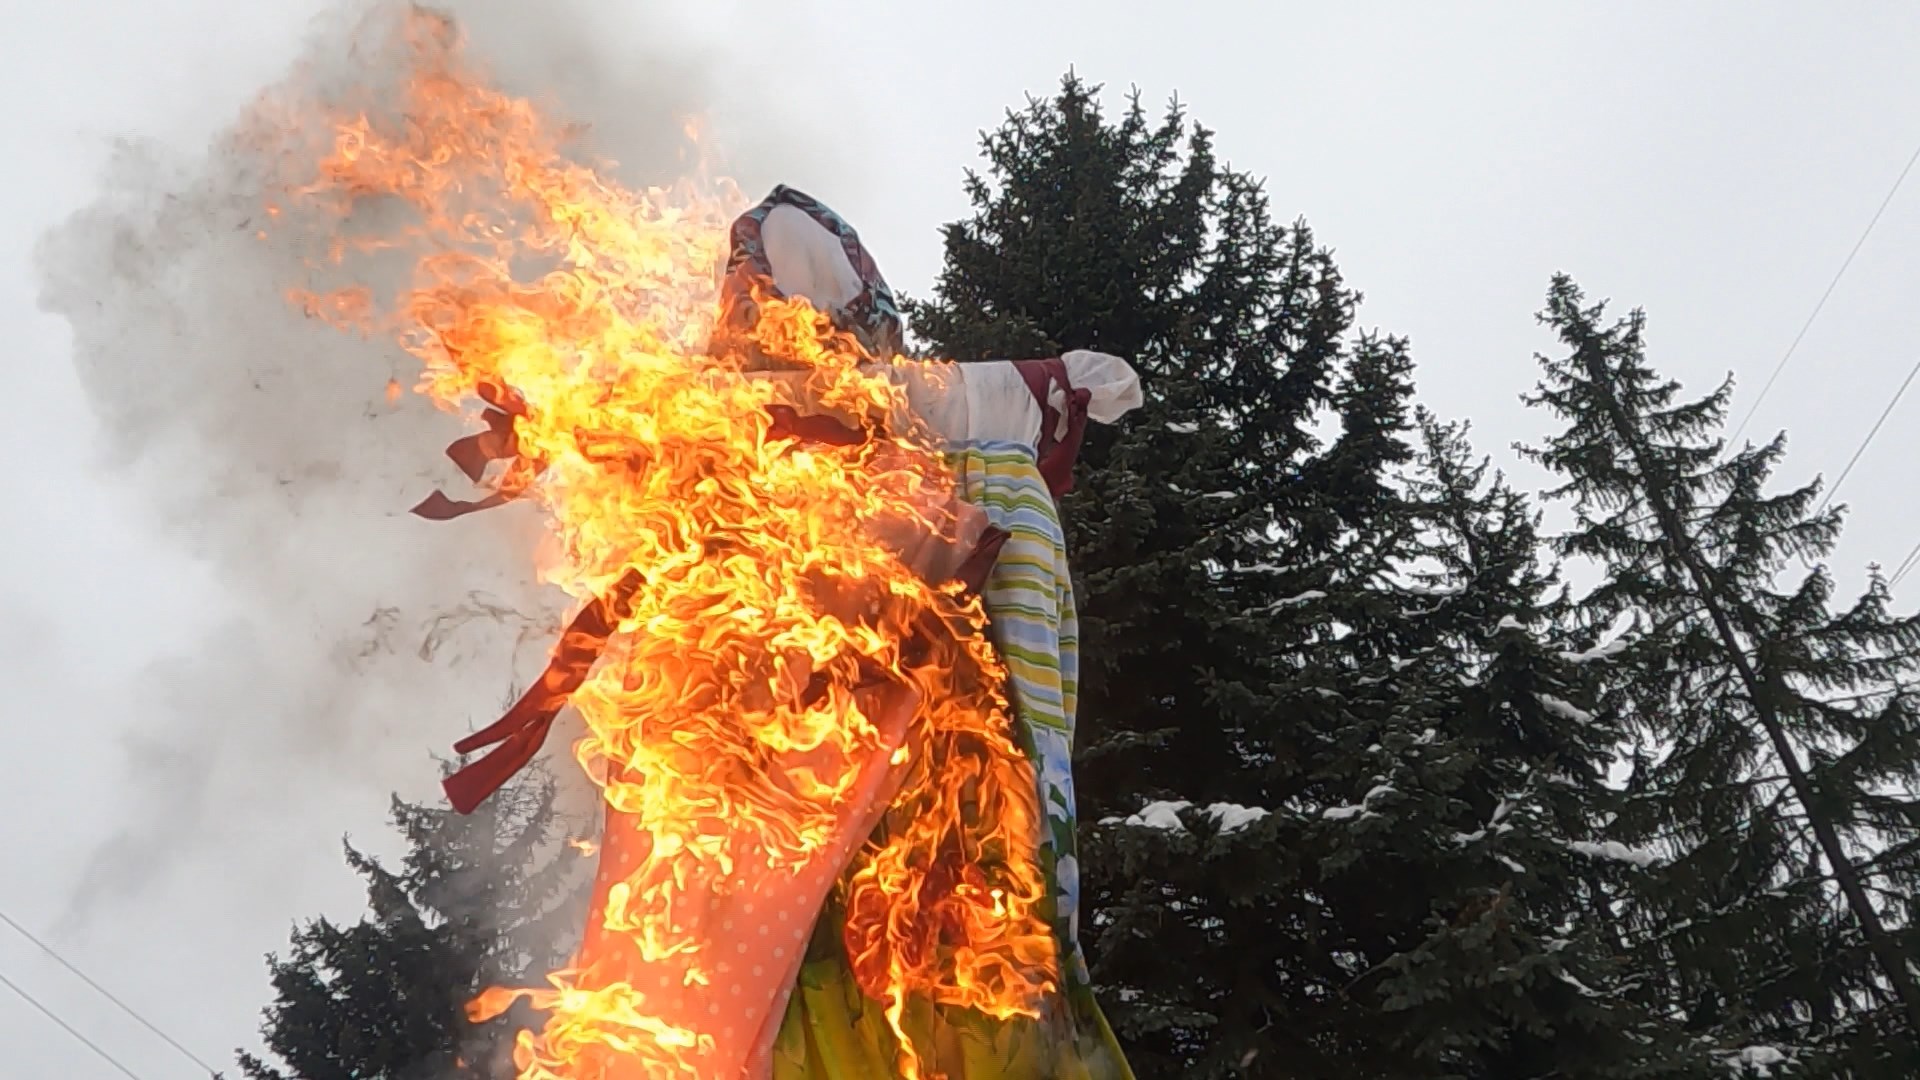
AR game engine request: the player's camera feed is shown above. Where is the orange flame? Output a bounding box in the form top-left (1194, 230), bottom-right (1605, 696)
top-left (258, 11), bottom-right (1054, 1078)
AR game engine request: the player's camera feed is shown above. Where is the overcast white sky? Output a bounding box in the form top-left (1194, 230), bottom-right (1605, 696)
top-left (5, 3), bottom-right (1920, 1077)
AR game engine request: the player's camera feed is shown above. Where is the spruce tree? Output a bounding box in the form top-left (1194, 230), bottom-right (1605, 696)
top-left (239, 770), bottom-right (585, 1080)
top-left (1322, 412), bottom-right (1711, 1078)
top-left (912, 76), bottom-right (1704, 1078)
top-left (910, 75), bottom-right (1410, 1076)
top-left (1522, 274), bottom-right (1920, 1075)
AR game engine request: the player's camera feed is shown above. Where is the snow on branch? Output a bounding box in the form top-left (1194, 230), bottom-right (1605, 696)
top-left (1564, 839), bottom-right (1661, 868)
top-left (1208, 803), bottom-right (1271, 833)
top-left (1393, 580), bottom-right (1464, 599)
top-left (1272, 590), bottom-right (1327, 610)
top-left (1721, 1046), bottom-right (1788, 1077)
top-left (1104, 800), bottom-right (1191, 831)
top-left (1557, 636), bottom-right (1632, 664)
top-left (1534, 693), bottom-right (1597, 725)
top-left (1102, 799), bottom-right (1272, 835)
top-left (1323, 783), bottom-right (1396, 822)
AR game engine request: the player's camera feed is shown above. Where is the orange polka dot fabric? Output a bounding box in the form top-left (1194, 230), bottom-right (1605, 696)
top-left (565, 682), bottom-right (917, 1079)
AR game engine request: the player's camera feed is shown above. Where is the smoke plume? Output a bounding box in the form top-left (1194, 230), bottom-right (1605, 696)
top-left (35, 0), bottom-right (827, 923)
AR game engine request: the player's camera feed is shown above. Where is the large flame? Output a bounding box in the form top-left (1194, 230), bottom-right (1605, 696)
top-left (255, 10), bottom-right (1055, 1078)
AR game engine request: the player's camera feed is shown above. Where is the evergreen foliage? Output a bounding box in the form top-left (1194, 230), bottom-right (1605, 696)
top-left (914, 77), bottom-right (1710, 1079)
top-left (239, 81), bottom-right (1920, 1080)
top-left (238, 772), bottom-right (584, 1080)
top-left (1523, 275), bottom-right (1920, 1075)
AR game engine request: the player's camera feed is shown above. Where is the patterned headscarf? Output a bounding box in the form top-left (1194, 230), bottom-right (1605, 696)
top-left (717, 185), bottom-right (906, 360)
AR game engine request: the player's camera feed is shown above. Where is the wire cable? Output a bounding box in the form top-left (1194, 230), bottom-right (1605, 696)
top-left (1728, 139), bottom-right (1920, 447)
top-left (0, 966), bottom-right (150, 1080)
top-left (1890, 535), bottom-right (1920, 588)
top-left (1814, 354), bottom-right (1920, 516)
top-left (0, 908), bottom-right (219, 1075)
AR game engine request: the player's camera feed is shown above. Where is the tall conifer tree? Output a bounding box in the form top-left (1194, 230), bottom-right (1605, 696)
top-left (1333, 413), bottom-right (1710, 1078)
top-left (1523, 274), bottom-right (1920, 1075)
top-left (911, 75), bottom-right (1407, 1074)
top-left (239, 772), bottom-right (585, 1080)
top-left (913, 78), bottom-right (1704, 1078)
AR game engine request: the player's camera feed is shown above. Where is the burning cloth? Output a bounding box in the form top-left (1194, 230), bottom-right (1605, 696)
top-left (271, 20), bottom-right (1138, 1076)
top-left (718, 188), bottom-right (1142, 1079)
top-left (439, 187), bottom-right (1142, 1078)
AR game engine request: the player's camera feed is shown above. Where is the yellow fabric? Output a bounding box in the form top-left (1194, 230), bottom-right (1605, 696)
top-left (768, 441), bottom-right (1134, 1078)
top-left (773, 951), bottom-right (1134, 1080)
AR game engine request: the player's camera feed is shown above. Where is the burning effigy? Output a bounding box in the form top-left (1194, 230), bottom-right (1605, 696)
top-left (265, 11), bottom-right (1140, 1078)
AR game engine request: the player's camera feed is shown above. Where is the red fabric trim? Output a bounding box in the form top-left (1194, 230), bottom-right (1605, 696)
top-left (475, 379), bottom-right (527, 416)
top-left (412, 400), bottom-right (536, 520)
top-left (445, 408), bottom-right (519, 482)
top-left (410, 490), bottom-right (513, 520)
top-left (1012, 358), bottom-right (1091, 498)
top-left (764, 404), bottom-right (869, 446)
top-left (434, 389), bottom-right (1021, 813)
top-left (441, 714), bottom-right (557, 816)
top-left (441, 571), bottom-right (642, 813)
top-left (954, 526), bottom-right (1010, 596)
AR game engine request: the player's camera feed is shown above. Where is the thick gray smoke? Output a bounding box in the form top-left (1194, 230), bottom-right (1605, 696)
top-left (34, 0), bottom-right (821, 925)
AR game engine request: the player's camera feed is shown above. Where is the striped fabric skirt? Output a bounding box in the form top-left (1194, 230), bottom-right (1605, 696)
top-left (768, 441), bottom-right (1132, 1078)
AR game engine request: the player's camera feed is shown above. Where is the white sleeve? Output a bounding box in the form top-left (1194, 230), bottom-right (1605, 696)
top-left (961, 362), bottom-right (1046, 447)
top-left (1062, 350), bottom-right (1144, 423)
top-left (752, 354), bottom-right (1133, 452)
top-left (759, 204), bottom-right (862, 311)
top-left (743, 363), bottom-right (976, 449)
top-left (883, 361), bottom-right (971, 446)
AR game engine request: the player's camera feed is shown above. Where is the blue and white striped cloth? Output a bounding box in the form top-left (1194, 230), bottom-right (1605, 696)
top-left (948, 437), bottom-right (1089, 985)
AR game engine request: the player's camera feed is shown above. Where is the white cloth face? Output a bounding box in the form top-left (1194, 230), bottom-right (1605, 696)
top-left (758, 204), bottom-right (863, 312)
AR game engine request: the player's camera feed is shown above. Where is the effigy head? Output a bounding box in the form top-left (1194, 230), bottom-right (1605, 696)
top-left (713, 185), bottom-right (906, 367)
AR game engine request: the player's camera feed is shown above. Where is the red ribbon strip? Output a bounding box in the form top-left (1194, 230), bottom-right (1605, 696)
top-left (1013, 358), bottom-right (1091, 498)
top-left (446, 407), bottom-right (520, 482)
top-left (765, 404), bottom-right (871, 446)
top-left (432, 397), bottom-right (1010, 814)
top-left (442, 570), bottom-right (643, 814)
top-left (410, 405), bottom-right (532, 520)
top-left (410, 490), bottom-right (513, 521)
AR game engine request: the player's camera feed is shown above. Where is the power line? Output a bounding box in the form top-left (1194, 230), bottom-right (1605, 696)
top-left (0, 908), bottom-right (219, 1076)
top-left (1728, 138), bottom-right (1920, 448)
top-left (1890, 536), bottom-right (1920, 589)
top-left (0, 966), bottom-right (150, 1080)
top-left (1814, 354), bottom-right (1920, 516)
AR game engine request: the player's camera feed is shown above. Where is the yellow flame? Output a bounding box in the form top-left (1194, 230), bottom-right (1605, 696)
top-left (259, 12), bottom-right (1056, 1078)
